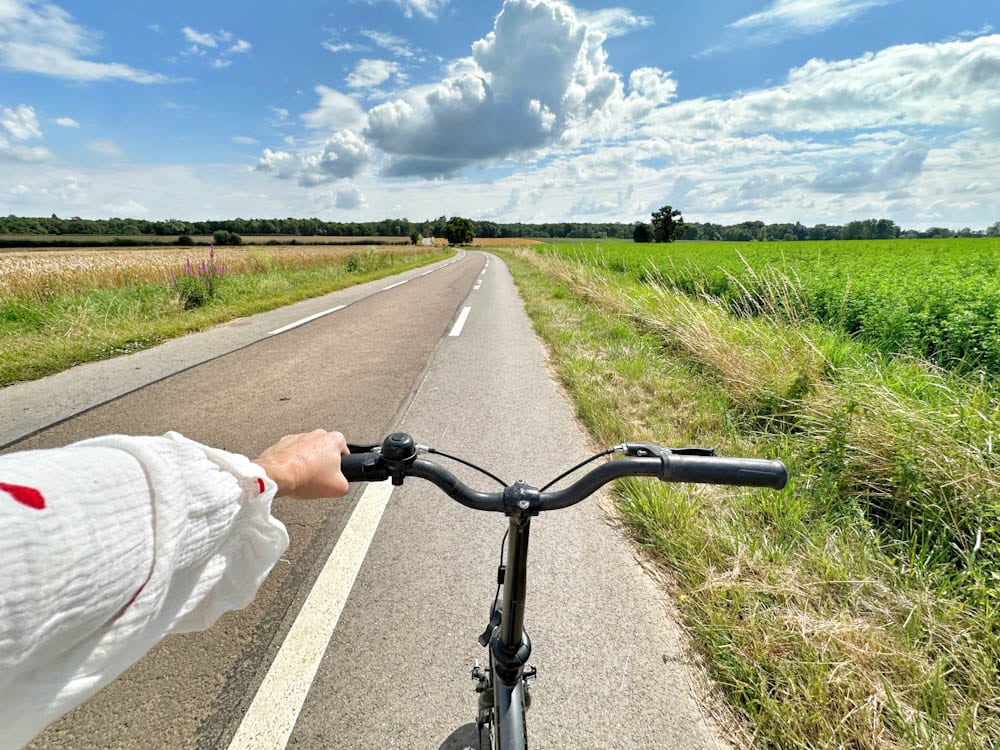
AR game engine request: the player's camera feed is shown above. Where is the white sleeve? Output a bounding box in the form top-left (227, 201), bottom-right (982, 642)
top-left (0, 432), bottom-right (289, 749)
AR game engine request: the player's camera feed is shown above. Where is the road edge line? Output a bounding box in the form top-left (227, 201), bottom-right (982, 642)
top-left (225, 481), bottom-right (394, 750)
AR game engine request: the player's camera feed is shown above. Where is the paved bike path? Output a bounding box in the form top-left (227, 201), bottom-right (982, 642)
top-left (288, 256), bottom-right (730, 748)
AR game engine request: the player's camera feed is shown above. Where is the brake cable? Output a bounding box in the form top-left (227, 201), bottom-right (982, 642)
top-left (425, 447), bottom-right (508, 488)
top-left (538, 448), bottom-right (615, 492)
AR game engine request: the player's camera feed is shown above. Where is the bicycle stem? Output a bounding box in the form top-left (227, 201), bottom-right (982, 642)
top-left (498, 513), bottom-right (531, 663)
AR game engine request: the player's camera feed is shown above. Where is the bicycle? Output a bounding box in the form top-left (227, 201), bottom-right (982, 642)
top-left (341, 432), bottom-right (787, 750)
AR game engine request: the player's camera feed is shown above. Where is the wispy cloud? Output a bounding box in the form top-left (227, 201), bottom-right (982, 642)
top-left (322, 40), bottom-right (362, 53)
top-left (378, 0), bottom-right (450, 20)
top-left (55, 116), bottom-right (80, 128)
top-left (576, 8), bottom-right (653, 38)
top-left (0, 0), bottom-right (172, 82)
top-left (948, 23), bottom-right (994, 42)
top-left (360, 29), bottom-right (417, 58)
top-left (182, 26), bottom-right (218, 48)
top-left (179, 26), bottom-right (251, 67)
top-left (86, 139), bottom-right (125, 159)
top-left (731, 0), bottom-right (898, 36)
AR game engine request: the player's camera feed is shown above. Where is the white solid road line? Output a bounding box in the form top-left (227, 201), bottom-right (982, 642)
top-left (226, 482), bottom-right (395, 750)
top-left (449, 306), bottom-right (472, 337)
top-left (268, 305), bottom-right (346, 335)
top-left (382, 279), bottom-right (410, 290)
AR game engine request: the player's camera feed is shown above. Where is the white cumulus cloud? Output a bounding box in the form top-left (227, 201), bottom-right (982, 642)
top-left (257, 0), bottom-right (680, 185)
top-left (333, 184), bottom-right (365, 209)
top-left (362, 0), bottom-right (637, 177)
top-left (301, 86), bottom-right (366, 131)
top-left (103, 199), bottom-right (149, 215)
top-left (256, 131), bottom-right (372, 186)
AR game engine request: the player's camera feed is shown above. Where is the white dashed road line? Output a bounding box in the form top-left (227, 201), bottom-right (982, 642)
top-left (449, 306), bottom-right (472, 337)
top-left (268, 305), bottom-right (346, 335)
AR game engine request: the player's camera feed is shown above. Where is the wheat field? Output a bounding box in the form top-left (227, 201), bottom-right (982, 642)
top-left (0, 244), bottom-right (422, 300)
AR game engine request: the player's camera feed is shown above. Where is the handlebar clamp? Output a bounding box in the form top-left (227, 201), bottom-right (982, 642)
top-left (503, 480), bottom-right (541, 516)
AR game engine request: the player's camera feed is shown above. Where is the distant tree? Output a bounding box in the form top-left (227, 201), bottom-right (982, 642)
top-left (444, 216), bottom-right (476, 245)
top-left (410, 231), bottom-right (421, 245)
top-left (650, 205), bottom-right (684, 242)
top-left (633, 222), bottom-right (653, 243)
top-left (986, 221), bottom-right (1000, 237)
top-left (212, 230), bottom-right (242, 245)
top-left (178, 234), bottom-right (194, 245)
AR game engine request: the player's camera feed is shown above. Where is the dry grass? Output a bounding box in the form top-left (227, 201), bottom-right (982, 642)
top-left (0, 234), bottom-right (411, 245)
top-left (0, 244), bottom-right (423, 300)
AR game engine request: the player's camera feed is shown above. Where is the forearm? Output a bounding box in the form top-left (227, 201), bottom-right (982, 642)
top-left (0, 433), bottom-right (289, 748)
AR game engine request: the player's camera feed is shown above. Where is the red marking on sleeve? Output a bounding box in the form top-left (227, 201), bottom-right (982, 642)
top-left (0, 482), bottom-right (46, 510)
top-left (257, 477), bottom-right (266, 494)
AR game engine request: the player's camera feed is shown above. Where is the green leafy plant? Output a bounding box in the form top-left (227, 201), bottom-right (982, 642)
top-left (171, 245), bottom-right (225, 309)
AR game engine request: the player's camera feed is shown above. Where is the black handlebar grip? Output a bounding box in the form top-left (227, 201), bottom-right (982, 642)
top-left (664, 454), bottom-right (787, 489)
top-left (341, 452), bottom-right (374, 481)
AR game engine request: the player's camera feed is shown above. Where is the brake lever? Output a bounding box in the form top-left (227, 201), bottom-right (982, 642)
top-left (619, 442), bottom-right (715, 457)
top-left (347, 443), bottom-right (381, 454)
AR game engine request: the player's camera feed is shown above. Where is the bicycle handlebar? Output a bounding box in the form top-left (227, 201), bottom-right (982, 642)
top-left (340, 433), bottom-right (786, 515)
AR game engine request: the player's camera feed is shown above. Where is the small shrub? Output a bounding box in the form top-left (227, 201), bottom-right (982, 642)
top-left (212, 230), bottom-right (242, 246)
top-left (178, 235), bottom-right (194, 246)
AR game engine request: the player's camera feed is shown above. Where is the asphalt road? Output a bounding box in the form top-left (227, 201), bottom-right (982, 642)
top-left (4, 252), bottom-right (730, 749)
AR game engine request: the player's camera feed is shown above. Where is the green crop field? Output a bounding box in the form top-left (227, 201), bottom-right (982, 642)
top-left (544, 238), bottom-right (1000, 377)
top-left (503, 242), bottom-right (1000, 748)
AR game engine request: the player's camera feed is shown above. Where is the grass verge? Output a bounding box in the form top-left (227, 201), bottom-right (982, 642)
top-left (501, 248), bottom-right (999, 749)
top-left (0, 249), bottom-right (450, 386)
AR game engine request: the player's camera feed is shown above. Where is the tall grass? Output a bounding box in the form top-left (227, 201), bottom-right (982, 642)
top-left (544, 239), bottom-right (1000, 376)
top-left (504, 247), bottom-right (1000, 749)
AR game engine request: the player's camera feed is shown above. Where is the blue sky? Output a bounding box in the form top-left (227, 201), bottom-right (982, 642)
top-left (1, 0), bottom-right (998, 228)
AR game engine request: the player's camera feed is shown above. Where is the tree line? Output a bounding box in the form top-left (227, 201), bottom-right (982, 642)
top-left (2, 213), bottom-right (998, 242)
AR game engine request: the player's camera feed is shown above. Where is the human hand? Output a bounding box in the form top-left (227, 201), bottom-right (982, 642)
top-left (254, 429), bottom-right (350, 499)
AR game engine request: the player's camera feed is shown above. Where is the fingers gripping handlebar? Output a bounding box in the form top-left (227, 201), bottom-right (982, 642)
top-left (340, 433), bottom-right (787, 514)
